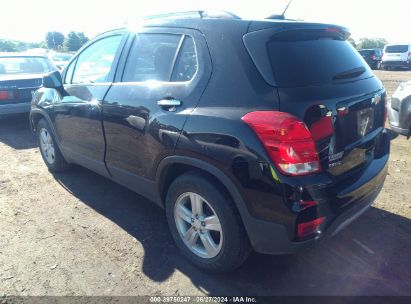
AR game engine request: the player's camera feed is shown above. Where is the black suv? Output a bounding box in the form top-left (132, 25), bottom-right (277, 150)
top-left (358, 48), bottom-right (383, 70)
top-left (30, 11), bottom-right (390, 272)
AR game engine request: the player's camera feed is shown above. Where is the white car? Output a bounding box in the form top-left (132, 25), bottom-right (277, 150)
top-left (382, 44), bottom-right (411, 70)
top-left (49, 52), bottom-right (74, 70)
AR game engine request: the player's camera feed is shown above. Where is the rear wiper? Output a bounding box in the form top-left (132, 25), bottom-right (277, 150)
top-left (332, 67), bottom-right (366, 80)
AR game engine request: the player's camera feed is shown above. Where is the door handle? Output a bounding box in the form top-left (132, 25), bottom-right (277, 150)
top-left (157, 99), bottom-right (182, 109)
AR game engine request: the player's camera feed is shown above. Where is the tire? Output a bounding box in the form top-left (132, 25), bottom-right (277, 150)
top-left (376, 62), bottom-right (381, 70)
top-left (37, 118), bottom-right (69, 172)
top-left (166, 173), bottom-right (251, 273)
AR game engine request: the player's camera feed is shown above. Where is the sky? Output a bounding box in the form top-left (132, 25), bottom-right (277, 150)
top-left (1, 0), bottom-right (410, 44)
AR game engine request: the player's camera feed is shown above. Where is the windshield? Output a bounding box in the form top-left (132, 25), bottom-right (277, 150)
top-left (52, 53), bottom-right (73, 62)
top-left (385, 45), bottom-right (408, 53)
top-left (268, 38), bottom-right (372, 87)
top-left (0, 56), bottom-right (56, 75)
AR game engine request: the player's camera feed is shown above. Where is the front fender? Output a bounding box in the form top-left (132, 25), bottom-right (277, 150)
top-left (30, 101), bottom-right (68, 161)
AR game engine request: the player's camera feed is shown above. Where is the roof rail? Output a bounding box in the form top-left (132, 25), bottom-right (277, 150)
top-left (143, 10), bottom-right (241, 20)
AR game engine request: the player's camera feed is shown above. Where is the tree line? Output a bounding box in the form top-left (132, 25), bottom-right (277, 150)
top-left (0, 34), bottom-right (390, 54)
top-left (45, 31), bottom-right (89, 52)
top-left (348, 37), bottom-right (387, 50)
top-left (0, 31), bottom-right (89, 53)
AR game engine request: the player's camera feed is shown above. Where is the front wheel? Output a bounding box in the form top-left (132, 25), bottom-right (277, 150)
top-left (37, 118), bottom-right (69, 172)
top-left (166, 173), bottom-right (251, 273)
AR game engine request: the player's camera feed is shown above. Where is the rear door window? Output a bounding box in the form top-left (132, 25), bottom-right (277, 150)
top-left (123, 34), bottom-right (198, 83)
top-left (123, 34), bottom-right (181, 82)
top-left (385, 45), bottom-right (408, 53)
top-left (267, 35), bottom-right (372, 87)
top-left (171, 36), bottom-right (198, 82)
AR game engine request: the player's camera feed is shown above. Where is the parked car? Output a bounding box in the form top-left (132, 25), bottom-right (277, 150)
top-left (0, 53), bottom-right (57, 115)
top-left (30, 11), bottom-right (390, 272)
top-left (48, 52), bottom-right (74, 70)
top-left (388, 81), bottom-right (411, 138)
top-left (382, 44), bottom-right (411, 70)
top-left (25, 48), bottom-right (49, 57)
top-left (358, 48), bottom-right (382, 70)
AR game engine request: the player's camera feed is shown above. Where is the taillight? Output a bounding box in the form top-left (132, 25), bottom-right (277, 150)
top-left (0, 90), bottom-right (17, 100)
top-left (0, 90), bottom-right (8, 100)
top-left (326, 27), bottom-right (341, 34)
top-left (372, 54), bottom-right (377, 60)
top-left (408, 51), bottom-right (411, 59)
top-left (297, 217), bottom-right (325, 240)
top-left (242, 111), bottom-right (321, 176)
top-left (384, 98), bottom-right (388, 125)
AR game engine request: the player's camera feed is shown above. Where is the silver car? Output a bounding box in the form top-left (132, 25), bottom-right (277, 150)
top-left (388, 81), bottom-right (411, 138)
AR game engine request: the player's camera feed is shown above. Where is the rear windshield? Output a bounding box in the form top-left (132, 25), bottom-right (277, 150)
top-left (0, 56), bottom-right (56, 75)
top-left (268, 37), bottom-right (372, 87)
top-left (385, 45), bottom-right (408, 53)
top-left (359, 50), bottom-right (374, 56)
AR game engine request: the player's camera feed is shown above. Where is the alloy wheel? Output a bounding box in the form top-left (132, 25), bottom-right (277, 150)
top-left (174, 192), bottom-right (223, 259)
top-left (39, 128), bottom-right (55, 165)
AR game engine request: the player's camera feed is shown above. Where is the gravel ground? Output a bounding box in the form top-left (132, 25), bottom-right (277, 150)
top-left (0, 70), bottom-right (411, 296)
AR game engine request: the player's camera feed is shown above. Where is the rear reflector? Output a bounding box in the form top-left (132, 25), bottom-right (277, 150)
top-left (298, 200), bottom-right (318, 211)
top-left (297, 217), bottom-right (325, 240)
top-left (242, 111), bottom-right (321, 176)
top-left (309, 116), bottom-right (334, 141)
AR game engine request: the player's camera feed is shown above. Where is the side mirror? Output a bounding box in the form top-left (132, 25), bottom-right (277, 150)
top-left (43, 70), bottom-right (63, 89)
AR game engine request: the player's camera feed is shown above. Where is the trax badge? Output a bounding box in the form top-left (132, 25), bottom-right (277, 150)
top-left (329, 151), bottom-right (344, 168)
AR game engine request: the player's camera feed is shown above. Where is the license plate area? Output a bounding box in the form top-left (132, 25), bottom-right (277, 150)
top-left (357, 108), bottom-right (374, 137)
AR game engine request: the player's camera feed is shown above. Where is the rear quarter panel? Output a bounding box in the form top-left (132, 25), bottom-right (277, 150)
top-left (174, 22), bottom-right (298, 235)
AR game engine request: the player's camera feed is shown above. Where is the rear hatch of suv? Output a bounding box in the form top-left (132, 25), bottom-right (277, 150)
top-left (359, 49), bottom-right (377, 62)
top-left (383, 44), bottom-right (411, 64)
top-left (243, 22), bottom-right (386, 180)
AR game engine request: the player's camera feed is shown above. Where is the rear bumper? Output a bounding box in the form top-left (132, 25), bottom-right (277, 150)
top-left (389, 123), bottom-right (409, 136)
top-left (322, 158), bottom-right (387, 238)
top-left (365, 60), bottom-right (380, 67)
top-left (388, 98), bottom-right (411, 136)
top-left (246, 132), bottom-right (390, 255)
top-left (383, 60), bottom-right (411, 68)
top-left (0, 102), bottom-right (31, 115)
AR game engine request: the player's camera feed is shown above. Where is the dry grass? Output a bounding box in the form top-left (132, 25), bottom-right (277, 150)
top-left (374, 70), bottom-right (411, 96)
